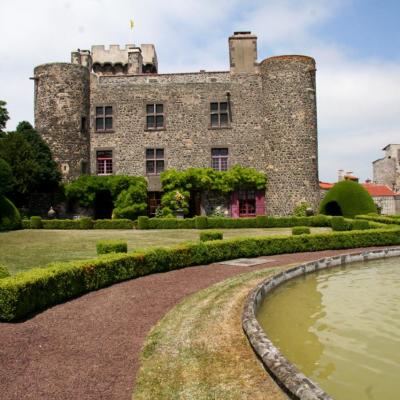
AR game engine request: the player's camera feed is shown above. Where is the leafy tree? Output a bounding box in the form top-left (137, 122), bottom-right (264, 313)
top-left (0, 100), bottom-right (9, 133)
top-left (0, 122), bottom-right (61, 204)
top-left (0, 158), bottom-right (15, 195)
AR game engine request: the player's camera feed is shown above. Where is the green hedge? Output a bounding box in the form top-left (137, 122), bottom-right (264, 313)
top-left (96, 240), bottom-right (128, 255)
top-left (1, 227), bottom-right (400, 321)
top-left (93, 219), bottom-right (134, 229)
top-left (136, 215), bottom-right (333, 230)
top-left (355, 214), bottom-right (400, 225)
top-left (0, 265), bottom-right (10, 279)
top-left (30, 216), bottom-right (42, 229)
top-left (331, 216), bottom-right (351, 231)
top-left (0, 195), bottom-right (21, 231)
top-left (42, 219), bottom-right (80, 229)
top-left (292, 226), bottom-right (310, 235)
top-left (199, 231), bottom-right (223, 242)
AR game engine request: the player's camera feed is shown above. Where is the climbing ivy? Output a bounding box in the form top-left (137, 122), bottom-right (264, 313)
top-left (160, 166), bottom-right (267, 214)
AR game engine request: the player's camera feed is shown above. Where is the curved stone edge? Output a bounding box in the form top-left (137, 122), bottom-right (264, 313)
top-left (242, 248), bottom-right (400, 400)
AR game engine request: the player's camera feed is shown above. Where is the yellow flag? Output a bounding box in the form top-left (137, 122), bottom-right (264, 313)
top-left (130, 19), bottom-right (134, 30)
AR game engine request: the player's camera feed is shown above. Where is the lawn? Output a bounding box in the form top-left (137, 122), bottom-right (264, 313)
top-left (0, 227), bottom-right (330, 275)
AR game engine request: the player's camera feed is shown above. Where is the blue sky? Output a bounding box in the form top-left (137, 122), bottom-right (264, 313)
top-left (1, 0), bottom-right (399, 182)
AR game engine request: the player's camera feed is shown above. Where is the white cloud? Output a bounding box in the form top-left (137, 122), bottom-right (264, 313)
top-left (0, 0), bottom-right (399, 183)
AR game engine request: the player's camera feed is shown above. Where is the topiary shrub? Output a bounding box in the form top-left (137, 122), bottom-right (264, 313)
top-left (320, 180), bottom-right (377, 218)
top-left (30, 216), bottom-right (42, 229)
top-left (0, 264), bottom-right (10, 279)
top-left (350, 219), bottom-right (370, 230)
top-left (79, 217), bottom-right (94, 229)
top-left (292, 226), bottom-right (311, 235)
top-left (137, 216), bottom-right (150, 229)
top-left (96, 240), bottom-right (128, 255)
top-left (93, 219), bottom-right (134, 229)
top-left (0, 195), bottom-right (21, 231)
top-left (331, 216), bottom-right (351, 231)
top-left (195, 216), bottom-right (208, 229)
top-left (199, 231), bottom-right (223, 242)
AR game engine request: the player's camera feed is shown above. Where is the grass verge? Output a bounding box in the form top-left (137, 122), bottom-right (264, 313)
top-left (0, 228), bottom-right (329, 275)
top-left (133, 267), bottom-right (288, 400)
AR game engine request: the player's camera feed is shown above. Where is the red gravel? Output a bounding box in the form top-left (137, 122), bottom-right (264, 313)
top-left (0, 248), bottom-right (391, 399)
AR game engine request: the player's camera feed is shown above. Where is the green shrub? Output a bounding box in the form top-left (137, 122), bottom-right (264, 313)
top-left (1, 227), bottom-right (400, 321)
top-left (293, 202), bottom-right (311, 217)
top-left (0, 195), bottom-right (21, 231)
top-left (350, 219), bottom-right (370, 230)
top-left (331, 216), bottom-right (351, 231)
top-left (310, 214), bottom-right (331, 227)
top-left (138, 216), bottom-right (150, 229)
top-left (0, 264), bottom-right (10, 279)
top-left (292, 226), bottom-right (310, 235)
top-left (21, 219), bottom-right (31, 229)
top-left (30, 216), bottom-right (42, 229)
top-left (96, 240), bottom-right (128, 255)
top-left (148, 218), bottom-right (195, 229)
top-left (42, 219), bottom-right (80, 229)
top-left (79, 217), bottom-right (94, 229)
top-left (113, 184), bottom-right (148, 220)
top-left (199, 231), bottom-right (223, 242)
top-left (195, 216), bottom-right (208, 229)
top-left (320, 180), bottom-right (377, 217)
top-left (355, 214), bottom-right (400, 225)
top-left (93, 219), bottom-right (134, 229)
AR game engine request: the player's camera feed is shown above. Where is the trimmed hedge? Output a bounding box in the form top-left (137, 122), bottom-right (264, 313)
top-left (93, 219), bottom-right (134, 229)
top-left (1, 227), bottom-right (400, 321)
top-left (79, 217), bottom-right (94, 229)
top-left (30, 216), bottom-right (42, 229)
top-left (331, 216), bottom-right (351, 231)
top-left (355, 214), bottom-right (400, 225)
top-left (136, 215), bottom-right (333, 230)
top-left (199, 231), bottom-right (223, 242)
top-left (292, 226), bottom-right (310, 235)
top-left (0, 265), bottom-right (10, 279)
top-left (42, 219), bottom-right (80, 229)
top-left (96, 240), bottom-right (128, 255)
top-left (0, 195), bottom-right (21, 231)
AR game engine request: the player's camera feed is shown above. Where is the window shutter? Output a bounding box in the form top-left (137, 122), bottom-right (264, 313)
top-left (255, 190), bottom-right (265, 215)
top-left (230, 191), bottom-right (239, 218)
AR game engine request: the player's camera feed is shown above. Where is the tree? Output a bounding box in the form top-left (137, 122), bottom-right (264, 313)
top-left (0, 122), bottom-right (61, 204)
top-left (0, 158), bottom-right (15, 195)
top-left (0, 100), bottom-right (9, 133)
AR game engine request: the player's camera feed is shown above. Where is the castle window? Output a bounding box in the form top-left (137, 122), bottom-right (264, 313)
top-left (210, 102), bottom-right (229, 128)
top-left (146, 148), bottom-right (164, 174)
top-left (211, 148), bottom-right (228, 171)
top-left (80, 116), bottom-right (87, 134)
top-left (95, 106), bottom-right (113, 132)
top-left (238, 190), bottom-right (256, 216)
top-left (146, 104), bottom-right (164, 130)
top-left (96, 150), bottom-right (113, 175)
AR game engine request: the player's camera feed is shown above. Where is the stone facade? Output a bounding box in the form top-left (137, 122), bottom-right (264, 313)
top-left (373, 144), bottom-right (400, 191)
top-left (33, 31), bottom-right (320, 216)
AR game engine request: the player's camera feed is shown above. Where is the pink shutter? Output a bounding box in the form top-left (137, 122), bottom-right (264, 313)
top-left (255, 190), bottom-right (265, 215)
top-left (230, 191), bottom-right (239, 218)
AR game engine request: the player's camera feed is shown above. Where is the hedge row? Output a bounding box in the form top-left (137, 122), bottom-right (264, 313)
top-left (292, 226), bottom-right (311, 235)
top-left (1, 228), bottom-right (400, 321)
top-left (137, 215), bottom-right (334, 230)
top-left (199, 231), bottom-right (223, 242)
top-left (23, 217), bottom-right (135, 230)
top-left (355, 214), bottom-right (400, 225)
top-left (96, 240), bottom-right (128, 255)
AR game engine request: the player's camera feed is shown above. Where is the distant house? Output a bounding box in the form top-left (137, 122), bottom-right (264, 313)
top-left (320, 171), bottom-right (400, 215)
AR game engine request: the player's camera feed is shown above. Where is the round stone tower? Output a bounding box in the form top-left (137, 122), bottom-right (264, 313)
top-left (34, 63), bottom-right (90, 181)
top-left (261, 55), bottom-right (320, 215)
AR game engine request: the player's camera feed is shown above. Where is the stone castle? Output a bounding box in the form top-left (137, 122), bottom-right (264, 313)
top-left (373, 144), bottom-right (400, 191)
top-left (33, 31), bottom-right (320, 216)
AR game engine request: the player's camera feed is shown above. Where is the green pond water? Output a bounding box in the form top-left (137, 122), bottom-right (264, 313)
top-left (257, 258), bottom-right (400, 400)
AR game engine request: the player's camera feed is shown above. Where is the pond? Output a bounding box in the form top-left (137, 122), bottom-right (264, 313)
top-left (257, 258), bottom-right (400, 400)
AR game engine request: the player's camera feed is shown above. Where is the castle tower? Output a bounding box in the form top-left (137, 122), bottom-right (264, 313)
top-left (229, 31), bottom-right (258, 74)
top-left (261, 55), bottom-right (320, 215)
top-left (34, 62), bottom-right (90, 181)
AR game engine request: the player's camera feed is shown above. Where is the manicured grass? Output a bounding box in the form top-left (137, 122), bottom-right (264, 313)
top-left (0, 227), bottom-right (330, 275)
top-left (133, 267), bottom-right (287, 400)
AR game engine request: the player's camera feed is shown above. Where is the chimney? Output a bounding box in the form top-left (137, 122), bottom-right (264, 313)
top-left (229, 31), bottom-right (258, 74)
top-left (338, 169), bottom-right (345, 181)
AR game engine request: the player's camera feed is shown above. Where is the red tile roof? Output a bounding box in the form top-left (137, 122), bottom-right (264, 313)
top-left (319, 181), bottom-right (399, 197)
top-left (362, 183), bottom-right (398, 197)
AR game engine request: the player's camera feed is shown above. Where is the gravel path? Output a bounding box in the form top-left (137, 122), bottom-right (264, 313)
top-left (0, 248), bottom-right (390, 400)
